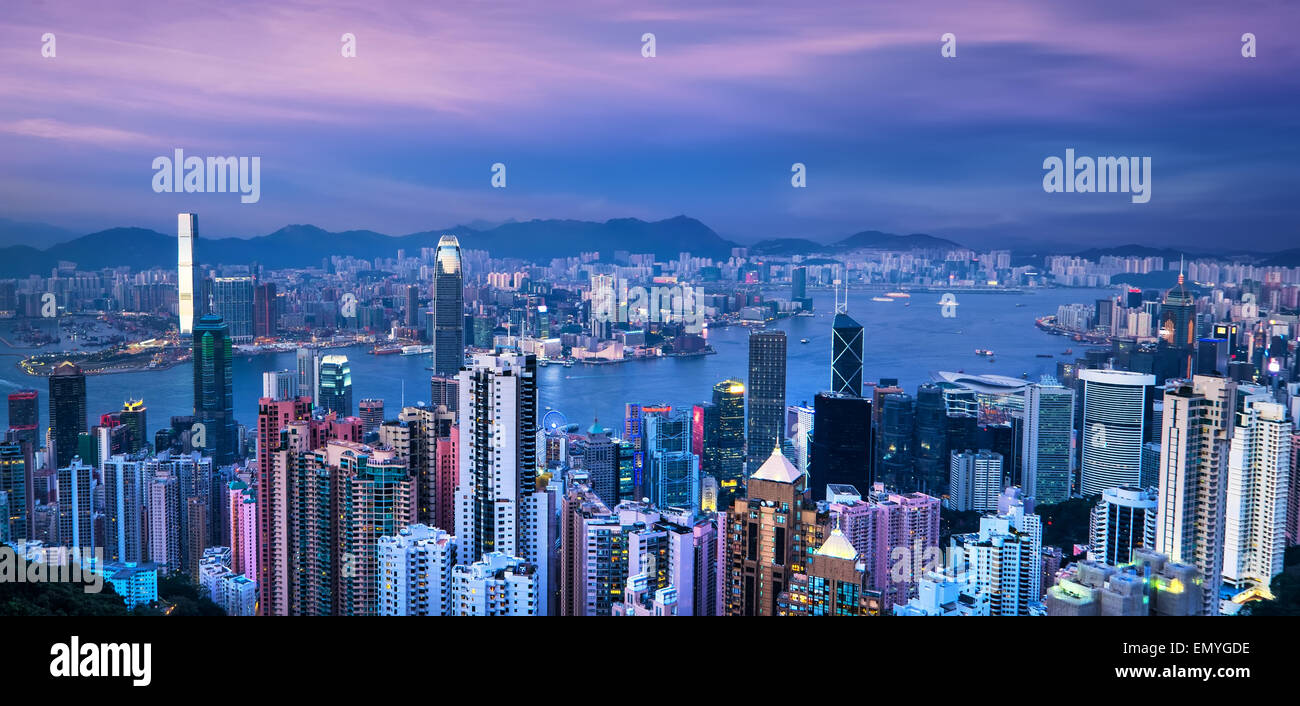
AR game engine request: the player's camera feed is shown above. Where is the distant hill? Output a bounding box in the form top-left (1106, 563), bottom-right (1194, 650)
top-left (0, 216), bottom-right (739, 276)
top-left (830, 230), bottom-right (962, 252)
top-left (749, 238), bottom-right (824, 256)
top-left (0, 217), bottom-right (79, 248)
top-left (1072, 244), bottom-right (1195, 261)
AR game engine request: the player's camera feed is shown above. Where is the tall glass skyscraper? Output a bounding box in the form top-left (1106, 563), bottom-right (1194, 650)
top-left (809, 392), bottom-right (872, 500)
top-left (7, 389), bottom-right (38, 452)
top-left (746, 330), bottom-right (787, 467)
top-left (707, 379), bottom-right (745, 508)
top-left (877, 392), bottom-right (916, 491)
top-left (318, 355), bottom-right (354, 417)
top-left (178, 213), bottom-right (197, 334)
top-left (49, 361), bottom-right (87, 470)
top-left (211, 276), bottom-right (255, 342)
top-left (831, 310), bottom-right (863, 397)
top-left (431, 235), bottom-right (464, 376)
top-left (1022, 380), bottom-right (1075, 503)
top-left (192, 313), bottom-right (237, 464)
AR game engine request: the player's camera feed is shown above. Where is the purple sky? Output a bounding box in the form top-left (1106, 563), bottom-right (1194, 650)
top-left (2, 0), bottom-right (1298, 250)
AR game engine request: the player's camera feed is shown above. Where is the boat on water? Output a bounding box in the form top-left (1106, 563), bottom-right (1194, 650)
top-left (800, 338), bottom-right (810, 344)
top-left (401, 344), bottom-right (434, 356)
top-left (871, 296), bottom-right (894, 303)
top-left (1062, 348), bottom-right (1073, 355)
top-left (371, 345), bottom-right (402, 355)
top-left (975, 349), bottom-right (995, 357)
top-left (1035, 353), bottom-right (1053, 358)
top-left (885, 292), bottom-right (911, 299)
top-left (538, 358), bottom-right (549, 367)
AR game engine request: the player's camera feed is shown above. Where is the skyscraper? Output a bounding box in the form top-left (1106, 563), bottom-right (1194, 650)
top-left (192, 313), bottom-right (237, 464)
top-left (951, 491), bottom-right (1042, 616)
top-left (120, 399), bottom-right (147, 454)
top-left (317, 355), bottom-right (353, 417)
top-left (644, 409), bottom-right (699, 511)
top-left (255, 396), bottom-right (312, 616)
top-left (49, 361), bottom-right (87, 471)
top-left (405, 284), bottom-right (420, 329)
top-left (57, 457), bottom-right (94, 551)
top-left (262, 369), bottom-right (297, 401)
top-left (378, 524), bottom-right (457, 616)
top-left (1223, 393), bottom-right (1290, 592)
top-left (211, 276), bottom-right (256, 343)
top-left (431, 235), bottom-right (464, 376)
top-left (831, 309), bottom-right (864, 397)
top-left (948, 450), bottom-right (1003, 512)
top-left (726, 447), bottom-right (824, 616)
top-left (454, 351), bottom-right (550, 612)
top-left (0, 442), bottom-right (31, 541)
top-left (877, 392), bottom-right (916, 491)
top-left (746, 330), bottom-right (787, 467)
top-left (809, 392), bottom-right (872, 500)
top-left (1156, 376), bottom-right (1235, 615)
top-left (1079, 370), bottom-right (1155, 495)
top-left (1022, 379), bottom-right (1075, 503)
top-left (295, 346), bottom-right (321, 403)
top-left (253, 281), bottom-right (277, 338)
top-left (707, 379), bottom-right (746, 507)
top-left (178, 213), bottom-right (197, 335)
top-left (1159, 263), bottom-right (1197, 378)
top-left (7, 389), bottom-right (38, 453)
top-left (913, 383), bottom-right (948, 493)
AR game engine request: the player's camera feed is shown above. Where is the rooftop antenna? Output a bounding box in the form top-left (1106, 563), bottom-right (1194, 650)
top-left (834, 267), bottom-right (847, 315)
top-left (1178, 254), bottom-right (1185, 287)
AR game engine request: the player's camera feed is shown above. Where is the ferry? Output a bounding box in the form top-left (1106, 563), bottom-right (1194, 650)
top-left (885, 292), bottom-right (911, 299)
top-left (871, 296), bottom-right (894, 303)
top-left (800, 338), bottom-right (810, 344)
top-left (1035, 353), bottom-right (1053, 358)
top-left (371, 345), bottom-right (402, 355)
top-left (975, 349), bottom-right (995, 357)
top-left (401, 344), bottom-right (434, 356)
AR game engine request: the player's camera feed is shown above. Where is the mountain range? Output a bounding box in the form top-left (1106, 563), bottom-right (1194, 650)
top-left (0, 218), bottom-right (967, 276)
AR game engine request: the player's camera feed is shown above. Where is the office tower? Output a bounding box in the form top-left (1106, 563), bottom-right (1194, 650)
top-left (253, 281), bottom-right (277, 338)
top-left (7, 389), bottom-right (38, 452)
top-left (809, 392), bottom-right (872, 500)
top-left (431, 235), bottom-right (464, 377)
top-left (913, 384), bottom-right (948, 493)
top-left (262, 369), bottom-right (297, 401)
top-left (746, 330), bottom-right (787, 467)
top-left (1079, 370), bottom-right (1155, 495)
top-left (1156, 376), bottom-right (1235, 615)
top-left (147, 472), bottom-right (182, 572)
top-left (192, 313), bottom-right (238, 464)
top-left (255, 397), bottom-right (312, 616)
top-left (1197, 337), bottom-right (1230, 377)
top-left (948, 450), bottom-right (1003, 512)
top-left (450, 552), bottom-right (539, 616)
top-left (787, 403), bottom-right (814, 475)
top-left (0, 442), bottom-right (30, 541)
top-left (455, 351), bottom-right (550, 612)
top-left (118, 399), bottom-right (147, 454)
top-left (296, 346), bottom-right (322, 403)
top-left (358, 399), bottom-right (384, 434)
top-left (950, 494), bottom-right (1042, 616)
top-left (211, 276), bottom-right (255, 342)
top-left (570, 420), bottom-right (618, 508)
top-left (49, 361), bottom-right (87, 471)
top-left (430, 375), bottom-right (459, 415)
top-left (726, 448), bottom-right (825, 616)
top-left (708, 380), bottom-right (746, 508)
top-left (405, 284), bottom-right (420, 329)
top-left (1159, 265), bottom-right (1197, 378)
top-left (1021, 380), bottom-right (1074, 503)
top-left (791, 266), bottom-right (807, 301)
top-left (877, 392), bottom-right (916, 491)
top-left (781, 530), bottom-right (881, 616)
top-left (831, 307), bottom-right (864, 397)
top-left (378, 524), bottom-right (457, 616)
top-left (1090, 486), bottom-right (1157, 566)
top-left (317, 355), bottom-right (353, 417)
top-left (102, 456), bottom-right (146, 562)
top-left (622, 403), bottom-right (667, 501)
top-left (178, 213), bottom-right (197, 334)
top-left (1223, 395), bottom-right (1290, 591)
top-left (644, 409), bottom-right (700, 510)
top-left (227, 480), bottom-right (257, 580)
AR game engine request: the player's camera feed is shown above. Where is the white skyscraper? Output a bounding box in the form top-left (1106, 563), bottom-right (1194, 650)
top-left (454, 351), bottom-right (550, 613)
top-left (178, 213), bottom-right (197, 334)
top-left (1079, 370), bottom-right (1155, 494)
top-left (1156, 375), bottom-right (1235, 615)
top-left (948, 450), bottom-right (1002, 512)
top-left (1090, 486), bottom-right (1157, 566)
top-left (378, 524), bottom-right (458, 616)
top-left (261, 369), bottom-right (297, 401)
top-left (1223, 394), bottom-right (1290, 592)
